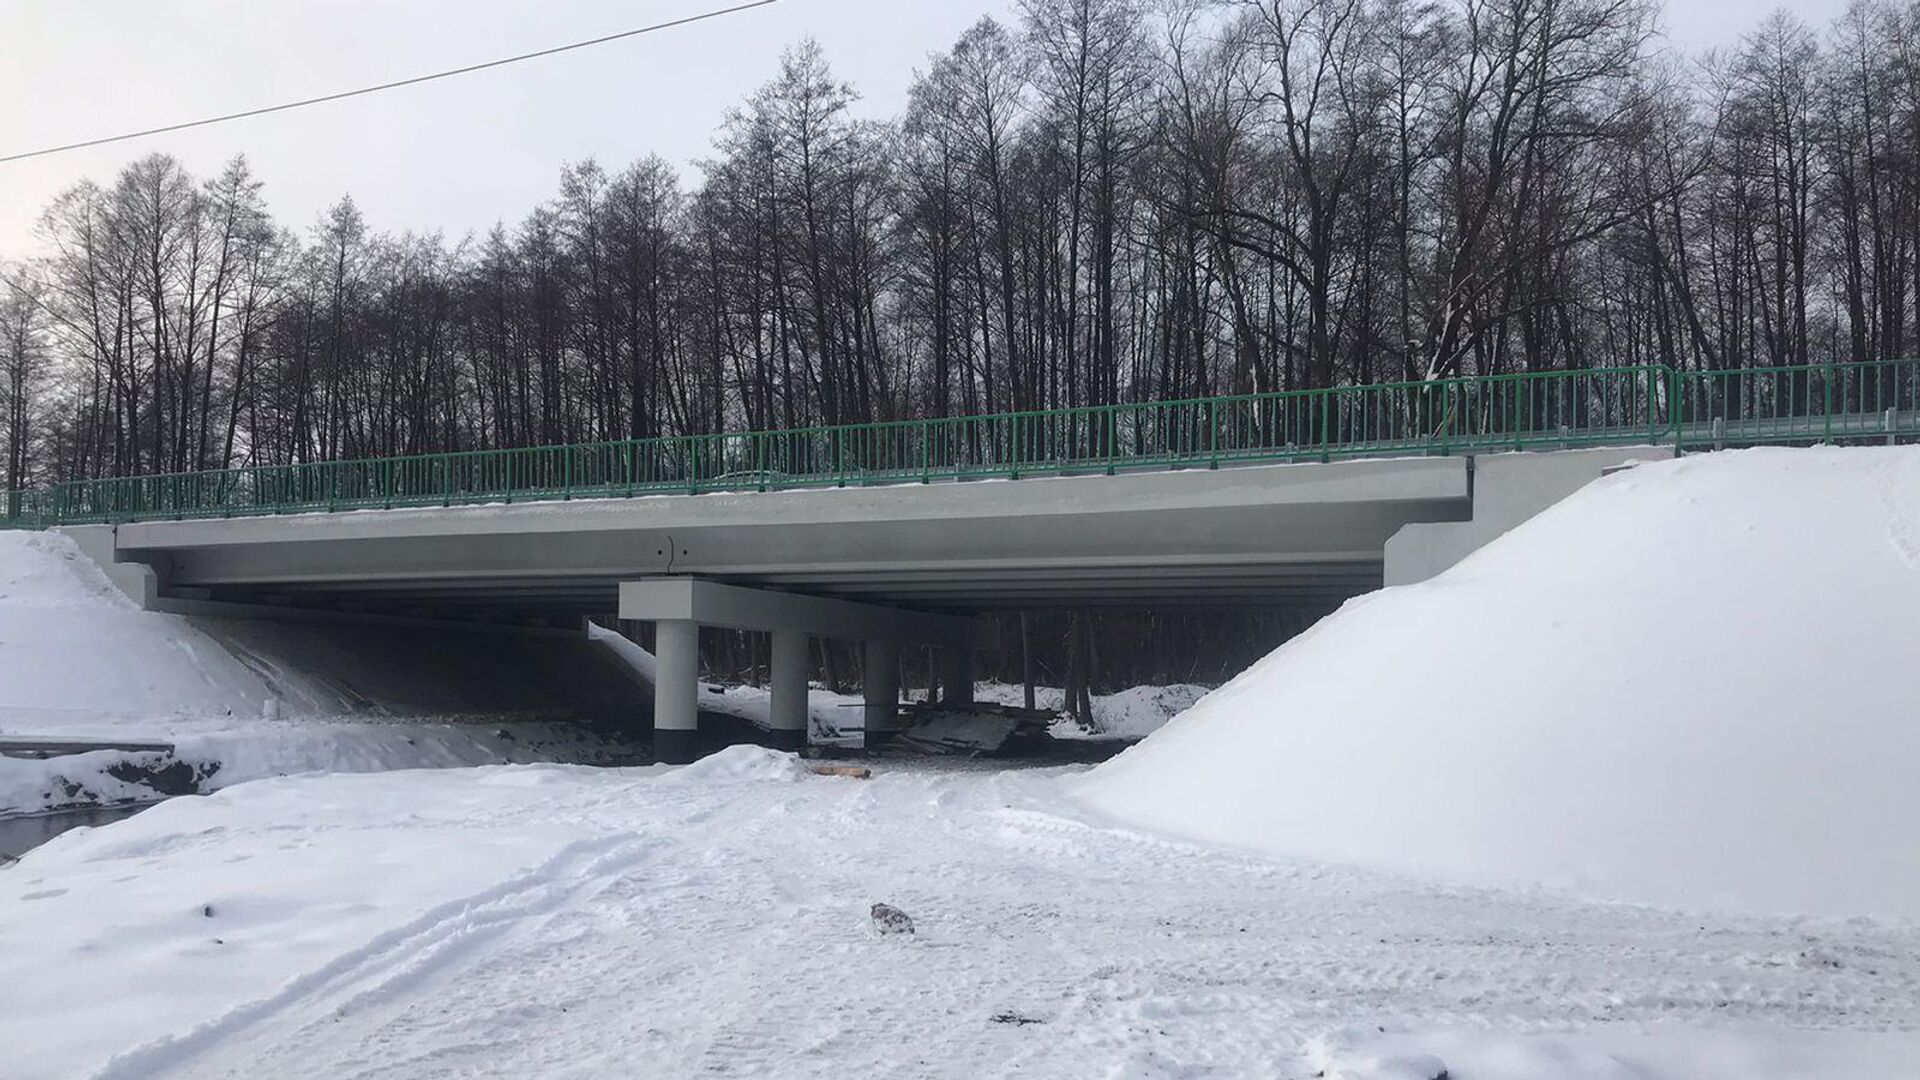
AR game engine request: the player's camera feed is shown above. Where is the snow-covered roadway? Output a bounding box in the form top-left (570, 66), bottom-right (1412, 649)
top-left (8, 750), bottom-right (1917, 1080)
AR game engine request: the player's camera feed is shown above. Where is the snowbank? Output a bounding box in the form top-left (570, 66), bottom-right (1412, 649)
top-left (1079, 447), bottom-right (1920, 918)
top-left (0, 767), bottom-right (619, 1080)
top-left (657, 744), bottom-right (812, 785)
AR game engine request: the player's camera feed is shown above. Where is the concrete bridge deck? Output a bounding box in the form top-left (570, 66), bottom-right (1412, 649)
top-left (85, 455), bottom-right (1496, 618)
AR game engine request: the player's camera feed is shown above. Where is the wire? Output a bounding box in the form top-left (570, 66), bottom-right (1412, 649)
top-left (0, 0), bottom-right (783, 165)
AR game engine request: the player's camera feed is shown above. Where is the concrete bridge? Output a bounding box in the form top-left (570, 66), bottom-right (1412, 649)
top-left (37, 358), bottom-right (1918, 760)
top-left (63, 444), bottom-right (1660, 762)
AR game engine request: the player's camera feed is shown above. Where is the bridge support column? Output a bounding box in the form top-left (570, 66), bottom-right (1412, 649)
top-left (863, 639), bottom-right (902, 745)
top-left (767, 629), bottom-right (810, 752)
top-left (621, 578), bottom-right (990, 761)
top-left (940, 646), bottom-right (974, 708)
top-left (653, 619), bottom-right (701, 765)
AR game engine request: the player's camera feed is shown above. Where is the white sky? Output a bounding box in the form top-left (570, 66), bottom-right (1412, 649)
top-left (0, 0), bottom-right (1854, 258)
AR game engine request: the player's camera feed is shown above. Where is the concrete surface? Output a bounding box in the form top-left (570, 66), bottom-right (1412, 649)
top-left (1382, 446), bottom-right (1675, 586)
top-left (67, 457), bottom-right (1475, 618)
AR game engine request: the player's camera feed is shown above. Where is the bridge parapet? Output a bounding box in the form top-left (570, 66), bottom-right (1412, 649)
top-left (10, 358), bottom-right (1915, 531)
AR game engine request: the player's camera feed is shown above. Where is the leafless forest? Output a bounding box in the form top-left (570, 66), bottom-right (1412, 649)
top-left (0, 0), bottom-right (1902, 495)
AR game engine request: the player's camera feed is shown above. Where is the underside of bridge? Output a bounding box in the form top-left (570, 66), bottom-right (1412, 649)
top-left (88, 456), bottom-right (1478, 621)
top-left (63, 448), bottom-right (1664, 763)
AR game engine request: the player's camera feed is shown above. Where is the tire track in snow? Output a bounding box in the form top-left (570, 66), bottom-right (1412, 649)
top-left (110, 831), bottom-right (668, 1080)
top-left (95, 762), bottom-right (1920, 1079)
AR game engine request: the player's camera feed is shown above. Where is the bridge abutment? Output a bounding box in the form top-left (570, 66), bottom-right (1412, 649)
top-left (1382, 446), bottom-right (1675, 586)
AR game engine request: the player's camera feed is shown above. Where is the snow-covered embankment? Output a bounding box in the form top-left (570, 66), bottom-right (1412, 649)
top-left (0, 532), bottom-right (635, 813)
top-left (1080, 447), bottom-right (1920, 918)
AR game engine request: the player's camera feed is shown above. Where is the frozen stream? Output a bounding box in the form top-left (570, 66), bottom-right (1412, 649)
top-left (0, 802), bottom-right (150, 861)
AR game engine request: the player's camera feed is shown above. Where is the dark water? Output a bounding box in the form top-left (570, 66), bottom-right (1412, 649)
top-left (0, 803), bottom-right (152, 862)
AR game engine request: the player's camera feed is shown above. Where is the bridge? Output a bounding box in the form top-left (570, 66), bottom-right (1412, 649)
top-left (25, 360), bottom-right (1920, 761)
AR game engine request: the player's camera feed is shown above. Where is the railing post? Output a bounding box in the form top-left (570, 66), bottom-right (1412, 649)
top-left (1208, 399), bottom-right (1220, 470)
top-left (920, 420), bottom-right (931, 484)
top-left (1663, 366), bottom-right (1677, 448)
top-left (1511, 379), bottom-right (1521, 451)
top-left (1824, 362), bottom-right (1836, 443)
top-left (1319, 388), bottom-right (1332, 463)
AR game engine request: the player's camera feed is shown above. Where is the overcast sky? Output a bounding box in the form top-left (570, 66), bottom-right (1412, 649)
top-left (0, 0), bottom-right (1855, 258)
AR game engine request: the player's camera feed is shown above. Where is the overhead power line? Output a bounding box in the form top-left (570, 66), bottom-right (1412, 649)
top-left (0, 0), bottom-right (783, 165)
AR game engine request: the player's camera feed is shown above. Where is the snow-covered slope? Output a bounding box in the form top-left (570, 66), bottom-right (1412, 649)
top-left (0, 531), bottom-right (277, 720)
top-left (1079, 447), bottom-right (1920, 918)
top-left (0, 532), bottom-right (637, 812)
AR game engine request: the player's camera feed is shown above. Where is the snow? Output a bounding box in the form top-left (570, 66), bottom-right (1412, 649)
top-left (5, 756), bottom-right (1919, 1080)
top-left (8, 446), bottom-right (1920, 1076)
top-left (972, 681), bottom-right (1212, 740)
top-left (1079, 447), bottom-right (1920, 918)
top-left (658, 743), bottom-right (813, 784)
top-left (0, 532), bottom-right (635, 813)
top-left (0, 530), bottom-right (278, 720)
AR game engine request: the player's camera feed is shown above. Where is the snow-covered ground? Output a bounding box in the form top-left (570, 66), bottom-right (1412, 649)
top-left (1081, 447), bottom-right (1920, 918)
top-left (0, 531), bottom-right (640, 813)
top-left (974, 681), bottom-right (1212, 740)
top-left (5, 748), bottom-right (1917, 1080)
top-left (8, 446), bottom-right (1920, 1078)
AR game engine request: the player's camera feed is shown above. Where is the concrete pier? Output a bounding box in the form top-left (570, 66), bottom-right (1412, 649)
top-left (621, 578), bottom-right (991, 760)
top-left (652, 620), bottom-right (701, 764)
top-left (863, 640), bottom-right (901, 742)
top-left (767, 629), bottom-right (810, 752)
top-left (939, 648), bottom-right (974, 708)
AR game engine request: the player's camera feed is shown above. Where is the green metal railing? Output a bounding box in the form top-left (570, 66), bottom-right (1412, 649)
top-left (3, 359), bottom-right (1914, 529)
